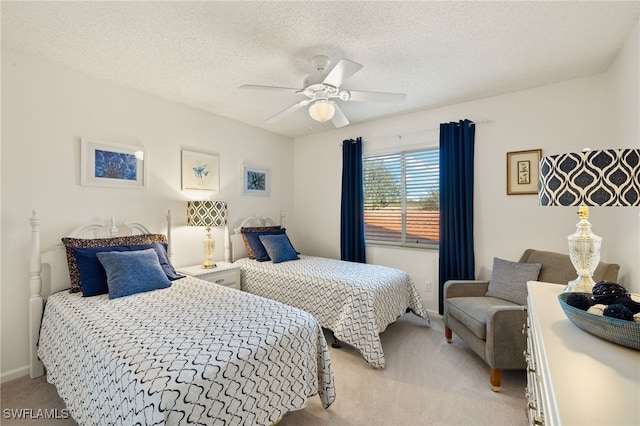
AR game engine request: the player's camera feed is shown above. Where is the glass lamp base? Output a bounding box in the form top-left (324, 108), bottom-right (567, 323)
top-left (564, 275), bottom-right (597, 293)
top-left (201, 230), bottom-right (216, 269)
top-left (566, 210), bottom-right (602, 293)
top-left (201, 260), bottom-right (216, 269)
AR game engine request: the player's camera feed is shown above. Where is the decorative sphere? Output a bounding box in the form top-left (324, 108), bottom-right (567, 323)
top-left (603, 304), bottom-right (634, 322)
top-left (592, 282), bottom-right (629, 305)
top-left (565, 293), bottom-right (594, 311)
top-left (612, 297), bottom-right (640, 314)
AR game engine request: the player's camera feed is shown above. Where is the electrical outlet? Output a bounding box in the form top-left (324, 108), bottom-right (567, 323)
top-left (425, 280), bottom-right (432, 292)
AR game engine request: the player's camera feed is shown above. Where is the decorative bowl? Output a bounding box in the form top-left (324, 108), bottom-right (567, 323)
top-left (557, 292), bottom-right (640, 351)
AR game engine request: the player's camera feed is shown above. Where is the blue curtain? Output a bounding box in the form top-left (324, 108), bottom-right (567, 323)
top-left (340, 137), bottom-right (366, 263)
top-left (438, 120), bottom-right (475, 314)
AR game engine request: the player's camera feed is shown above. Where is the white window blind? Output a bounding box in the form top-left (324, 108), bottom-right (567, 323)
top-left (363, 148), bottom-right (439, 248)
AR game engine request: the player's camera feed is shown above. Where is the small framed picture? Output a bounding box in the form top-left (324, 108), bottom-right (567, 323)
top-left (243, 165), bottom-right (270, 196)
top-left (507, 149), bottom-right (542, 195)
top-left (182, 150), bottom-right (219, 191)
top-left (81, 139), bottom-right (145, 188)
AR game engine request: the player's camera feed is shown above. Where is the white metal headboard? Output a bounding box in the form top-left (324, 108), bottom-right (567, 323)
top-left (28, 210), bottom-right (173, 379)
top-left (230, 213), bottom-right (285, 262)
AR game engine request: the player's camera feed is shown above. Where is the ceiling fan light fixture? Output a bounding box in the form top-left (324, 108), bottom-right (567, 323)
top-left (309, 100), bottom-right (335, 122)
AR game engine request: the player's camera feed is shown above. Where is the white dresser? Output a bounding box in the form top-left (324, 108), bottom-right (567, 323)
top-left (525, 281), bottom-right (640, 426)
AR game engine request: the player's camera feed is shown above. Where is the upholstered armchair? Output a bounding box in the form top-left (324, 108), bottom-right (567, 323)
top-left (443, 249), bottom-right (620, 391)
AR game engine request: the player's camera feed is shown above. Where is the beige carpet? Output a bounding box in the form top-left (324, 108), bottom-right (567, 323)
top-left (1, 315), bottom-right (527, 426)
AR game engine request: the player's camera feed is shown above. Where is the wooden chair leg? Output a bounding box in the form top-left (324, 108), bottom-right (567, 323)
top-left (445, 325), bottom-right (452, 343)
top-left (490, 368), bottom-right (501, 392)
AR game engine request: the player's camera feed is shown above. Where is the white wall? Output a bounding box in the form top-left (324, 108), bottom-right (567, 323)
top-left (0, 48), bottom-right (294, 381)
top-left (605, 21), bottom-right (640, 290)
top-left (293, 21), bottom-right (640, 315)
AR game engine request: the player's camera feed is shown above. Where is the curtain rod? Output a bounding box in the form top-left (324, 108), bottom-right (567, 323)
top-left (358, 119), bottom-right (492, 143)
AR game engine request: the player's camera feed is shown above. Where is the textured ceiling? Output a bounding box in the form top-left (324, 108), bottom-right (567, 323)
top-left (2, 1), bottom-right (639, 138)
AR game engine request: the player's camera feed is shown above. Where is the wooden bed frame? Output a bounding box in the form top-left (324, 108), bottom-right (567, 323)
top-left (28, 210), bottom-right (173, 379)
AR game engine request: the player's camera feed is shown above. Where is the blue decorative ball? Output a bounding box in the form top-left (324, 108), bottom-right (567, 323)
top-left (565, 293), bottom-right (594, 311)
top-left (592, 282), bottom-right (629, 305)
top-left (603, 304), bottom-right (634, 322)
top-left (612, 297), bottom-right (640, 314)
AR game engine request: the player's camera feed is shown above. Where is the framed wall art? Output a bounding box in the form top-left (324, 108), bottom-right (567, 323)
top-left (181, 149), bottom-right (219, 191)
top-left (506, 149), bottom-right (542, 195)
top-left (243, 165), bottom-right (270, 196)
top-left (81, 139), bottom-right (145, 188)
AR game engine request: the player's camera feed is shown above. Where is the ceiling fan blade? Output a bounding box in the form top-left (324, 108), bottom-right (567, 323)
top-left (345, 90), bottom-right (407, 103)
top-left (265, 99), bottom-right (311, 124)
top-left (322, 59), bottom-right (363, 88)
top-left (240, 84), bottom-right (301, 93)
top-left (331, 104), bottom-right (350, 128)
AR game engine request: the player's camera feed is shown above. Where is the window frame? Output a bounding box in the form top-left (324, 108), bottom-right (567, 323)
top-left (362, 146), bottom-right (440, 251)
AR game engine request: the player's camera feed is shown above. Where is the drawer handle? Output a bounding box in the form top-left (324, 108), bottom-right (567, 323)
top-left (214, 279), bottom-right (225, 284)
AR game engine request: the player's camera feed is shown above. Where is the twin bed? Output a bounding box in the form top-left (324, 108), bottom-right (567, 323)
top-left (29, 211), bottom-right (428, 425)
top-left (231, 216), bottom-right (429, 369)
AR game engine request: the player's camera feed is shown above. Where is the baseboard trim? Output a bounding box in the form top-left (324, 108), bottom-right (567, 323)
top-left (427, 309), bottom-right (443, 319)
top-left (0, 366), bottom-right (29, 384)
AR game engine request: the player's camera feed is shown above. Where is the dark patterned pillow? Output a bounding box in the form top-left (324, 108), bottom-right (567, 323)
top-left (240, 226), bottom-right (281, 259)
top-left (62, 234), bottom-right (168, 293)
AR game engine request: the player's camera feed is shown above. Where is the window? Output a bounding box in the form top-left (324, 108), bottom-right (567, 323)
top-left (363, 148), bottom-right (439, 248)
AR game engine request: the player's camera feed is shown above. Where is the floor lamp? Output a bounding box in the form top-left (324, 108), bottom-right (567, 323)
top-left (538, 148), bottom-right (640, 292)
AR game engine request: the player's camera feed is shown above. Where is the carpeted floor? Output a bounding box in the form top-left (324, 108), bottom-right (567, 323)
top-left (1, 315), bottom-right (527, 426)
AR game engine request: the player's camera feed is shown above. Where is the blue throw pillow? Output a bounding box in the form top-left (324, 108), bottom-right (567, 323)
top-left (259, 234), bottom-right (299, 264)
top-left (96, 249), bottom-right (171, 299)
top-left (243, 228), bottom-right (287, 261)
top-left (73, 243), bottom-right (182, 297)
top-left (140, 243), bottom-right (183, 281)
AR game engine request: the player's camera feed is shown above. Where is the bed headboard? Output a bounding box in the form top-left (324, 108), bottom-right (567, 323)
top-left (28, 210), bottom-right (173, 379)
top-left (230, 213), bottom-right (283, 262)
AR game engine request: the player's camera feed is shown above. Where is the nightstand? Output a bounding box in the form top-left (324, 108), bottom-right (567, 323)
top-left (177, 262), bottom-right (241, 290)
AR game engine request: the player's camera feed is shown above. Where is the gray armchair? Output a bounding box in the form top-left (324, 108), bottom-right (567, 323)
top-left (443, 249), bottom-right (620, 391)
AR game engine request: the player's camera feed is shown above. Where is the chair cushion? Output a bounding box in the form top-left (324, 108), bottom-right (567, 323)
top-left (447, 296), bottom-right (521, 340)
top-left (485, 257), bottom-right (542, 305)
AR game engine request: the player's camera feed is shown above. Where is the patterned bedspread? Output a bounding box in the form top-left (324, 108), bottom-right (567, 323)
top-left (237, 256), bottom-right (429, 368)
top-left (38, 276), bottom-right (336, 426)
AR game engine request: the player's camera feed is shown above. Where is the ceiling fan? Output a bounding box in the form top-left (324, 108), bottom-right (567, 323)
top-left (240, 55), bottom-right (407, 128)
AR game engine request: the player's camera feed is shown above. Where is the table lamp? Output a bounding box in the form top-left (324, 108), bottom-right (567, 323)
top-left (538, 148), bottom-right (640, 292)
top-left (187, 200), bottom-right (228, 269)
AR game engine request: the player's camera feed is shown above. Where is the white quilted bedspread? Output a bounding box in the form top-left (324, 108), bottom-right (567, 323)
top-left (237, 256), bottom-right (430, 368)
top-left (38, 276), bottom-right (336, 426)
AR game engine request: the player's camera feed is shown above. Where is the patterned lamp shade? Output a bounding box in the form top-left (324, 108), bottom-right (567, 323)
top-left (538, 148), bottom-right (640, 293)
top-left (539, 149), bottom-right (640, 207)
top-left (187, 201), bottom-right (228, 228)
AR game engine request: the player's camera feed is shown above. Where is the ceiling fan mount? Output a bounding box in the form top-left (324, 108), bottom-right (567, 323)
top-left (310, 54), bottom-right (331, 73)
top-left (298, 82), bottom-right (344, 101)
top-left (240, 56), bottom-right (406, 128)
